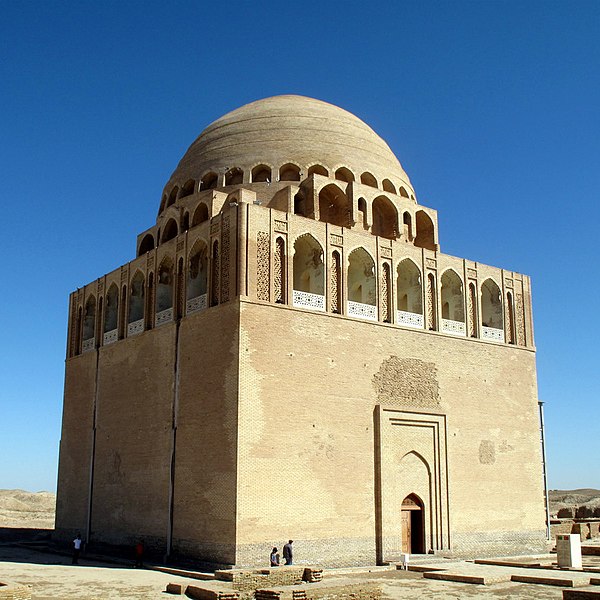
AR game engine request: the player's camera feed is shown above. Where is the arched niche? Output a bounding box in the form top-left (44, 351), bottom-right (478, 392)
top-left (357, 197), bottom-right (368, 230)
top-left (156, 259), bottom-right (174, 313)
top-left (180, 179), bottom-right (195, 198)
top-left (308, 164), bottom-right (328, 177)
top-left (225, 167), bottom-right (243, 186)
top-left (166, 186), bottom-right (178, 208)
top-left (334, 167), bottom-right (354, 182)
top-left (187, 240), bottom-right (208, 306)
top-left (360, 172), bottom-right (378, 188)
top-left (138, 233), bottom-right (155, 256)
top-left (279, 163), bottom-right (301, 182)
top-left (399, 186), bottom-right (410, 198)
top-left (83, 296), bottom-right (96, 341)
top-left (128, 272), bottom-right (145, 324)
top-left (251, 164), bottom-right (271, 183)
top-left (318, 183), bottom-right (349, 228)
top-left (161, 218), bottom-right (178, 243)
top-left (372, 196), bottom-right (398, 240)
top-left (192, 203), bottom-right (209, 227)
top-left (347, 248), bottom-right (376, 308)
top-left (441, 269), bottom-right (465, 325)
top-left (104, 284), bottom-right (119, 334)
top-left (200, 171), bottom-right (218, 190)
top-left (293, 234), bottom-right (325, 307)
top-left (382, 179), bottom-right (396, 194)
top-left (481, 278), bottom-right (504, 335)
top-left (402, 212), bottom-right (413, 242)
top-left (397, 259), bottom-right (423, 318)
top-left (414, 210), bottom-right (436, 251)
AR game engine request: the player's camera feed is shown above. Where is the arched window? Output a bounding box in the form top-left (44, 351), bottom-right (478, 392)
top-left (331, 250), bottom-right (341, 314)
top-left (104, 284), bottom-right (119, 339)
top-left (399, 186), bottom-right (410, 198)
top-left (138, 233), bottom-right (155, 256)
top-left (180, 179), bottom-right (195, 198)
top-left (427, 273), bottom-right (437, 331)
top-left (128, 272), bottom-right (145, 332)
top-left (274, 237), bottom-right (286, 304)
top-left (187, 240), bottom-right (208, 313)
top-left (396, 259), bottom-right (423, 328)
top-left (357, 198), bottom-right (368, 230)
top-left (156, 259), bottom-right (174, 320)
top-left (293, 234), bottom-right (324, 311)
top-left (360, 172), bottom-right (378, 188)
top-left (414, 210), bottom-right (436, 251)
top-left (334, 167), bottom-right (354, 182)
top-left (279, 163), bottom-right (301, 181)
top-left (225, 167), bottom-right (243, 186)
top-left (347, 248), bottom-right (376, 320)
top-left (192, 203), bottom-right (209, 227)
top-left (318, 184), bottom-right (349, 227)
top-left (403, 212), bottom-right (413, 242)
top-left (308, 164), bottom-right (328, 177)
top-left (210, 240), bottom-right (219, 306)
top-left (481, 279), bottom-right (504, 341)
top-left (382, 179), bottom-right (396, 194)
top-left (166, 186), bottom-right (178, 208)
top-left (372, 196), bottom-right (398, 240)
top-left (200, 171), bottom-right (218, 191)
top-left (251, 164), bottom-right (271, 182)
top-left (441, 270), bottom-right (465, 335)
top-left (161, 219), bottom-right (178, 243)
top-left (83, 296), bottom-right (96, 346)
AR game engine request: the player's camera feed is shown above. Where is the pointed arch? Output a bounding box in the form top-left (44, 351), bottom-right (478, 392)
top-left (180, 179), bottom-right (195, 198)
top-left (319, 183), bottom-right (349, 228)
top-left (157, 257), bottom-right (174, 314)
top-left (357, 197), bottom-right (368, 230)
top-left (138, 233), bottom-right (155, 256)
top-left (397, 259), bottom-right (423, 328)
top-left (402, 212), bottom-right (413, 242)
top-left (83, 296), bottom-right (96, 342)
top-left (399, 186), bottom-right (410, 198)
top-left (187, 239), bottom-right (209, 312)
top-left (347, 247), bottom-right (376, 319)
top-left (481, 278), bottom-right (504, 341)
top-left (293, 234), bottom-right (324, 310)
top-left (382, 179), bottom-right (396, 194)
top-left (334, 166), bottom-right (354, 182)
top-left (128, 271), bottom-right (145, 324)
top-left (251, 164), bottom-right (271, 183)
top-left (279, 163), bottom-right (301, 181)
top-left (192, 203), bottom-right (209, 227)
top-left (104, 283), bottom-right (119, 334)
top-left (415, 211), bottom-right (436, 251)
top-left (441, 269), bottom-right (465, 334)
top-left (308, 164), bottom-right (328, 177)
top-left (200, 171), bottom-right (218, 191)
top-left (161, 218), bottom-right (178, 243)
top-left (360, 172), bottom-right (378, 188)
top-left (372, 195), bottom-right (398, 240)
top-left (225, 167), bottom-right (243, 186)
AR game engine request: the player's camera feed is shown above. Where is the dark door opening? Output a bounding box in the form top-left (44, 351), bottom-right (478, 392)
top-left (401, 494), bottom-right (425, 554)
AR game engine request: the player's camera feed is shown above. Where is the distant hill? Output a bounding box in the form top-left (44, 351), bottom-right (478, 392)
top-left (549, 489), bottom-right (600, 514)
top-left (0, 489), bottom-right (55, 529)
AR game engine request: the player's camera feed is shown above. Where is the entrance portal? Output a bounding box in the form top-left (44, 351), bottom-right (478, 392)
top-left (401, 494), bottom-right (424, 554)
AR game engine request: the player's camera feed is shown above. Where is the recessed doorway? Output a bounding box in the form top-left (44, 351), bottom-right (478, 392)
top-left (401, 494), bottom-right (425, 554)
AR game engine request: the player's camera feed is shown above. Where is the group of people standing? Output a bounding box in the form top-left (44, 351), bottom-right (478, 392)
top-left (270, 540), bottom-right (293, 566)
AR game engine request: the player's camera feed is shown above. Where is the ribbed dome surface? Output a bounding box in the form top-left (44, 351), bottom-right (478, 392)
top-left (165, 95), bottom-right (413, 192)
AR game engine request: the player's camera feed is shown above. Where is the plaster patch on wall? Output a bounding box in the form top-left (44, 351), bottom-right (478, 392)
top-left (479, 440), bottom-right (496, 464)
top-left (372, 356), bottom-right (440, 408)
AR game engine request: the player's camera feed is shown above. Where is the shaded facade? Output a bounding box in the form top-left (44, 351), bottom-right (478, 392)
top-left (56, 95), bottom-right (546, 566)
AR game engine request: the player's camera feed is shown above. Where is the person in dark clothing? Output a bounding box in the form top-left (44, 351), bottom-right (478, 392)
top-left (72, 533), bottom-right (82, 564)
top-left (283, 540), bottom-right (293, 565)
top-left (270, 547), bottom-right (280, 566)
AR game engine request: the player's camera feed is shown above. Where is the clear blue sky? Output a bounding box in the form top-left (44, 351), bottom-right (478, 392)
top-left (1, 1), bottom-right (598, 492)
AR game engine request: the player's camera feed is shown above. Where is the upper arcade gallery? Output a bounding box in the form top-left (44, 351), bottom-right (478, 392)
top-left (67, 95), bottom-right (533, 358)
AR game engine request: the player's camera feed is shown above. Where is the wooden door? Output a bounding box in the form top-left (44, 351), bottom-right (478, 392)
top-left (401, 510), bottom-right (411, 553)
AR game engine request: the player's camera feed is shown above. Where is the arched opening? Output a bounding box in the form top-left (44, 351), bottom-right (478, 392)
top-left (396, 259), bottom-right (423, 328)
top-left (334, 167), bottom-right (354, 182)
top-left (331, 250), bottom-right (341, 314)
top-left (414, 211), bottom-right (436, 251)
top-left (128, 272), bottom-right (145, 328)
top-left (441, 270), bottom-right (465, 335)
top-left (372, 196), bottom-right (398, 240)
top-left (308, 164), bottom-right (328, 177)
top-left (318, 184), bottom-right (349, 228)
top-left (360, 172), bottom-right (378, 188)
top-left (274, 237), bottom-right (286, 304)
top-left (181, 212), bottom-right (190, 232)
top-left (187, 240), bottom-right (208, 313)
top-left (251, 164), bottom-right (271, 183)
top-left (347, 247), bottom-right (376, 319)
top-left (104, 284), bottom-right (119, 338)
top-left (293, 234), bottom-right (324, 310)
top-left (481, 278), bottom-right (504, 341)
top-left (279, 163), bottom-right (301, 181)
top-left (161, 218), bottom-right (178, 243)
top-left (200, 171), bottom-right (218, 191)
top-left (166, 186), bottom-right (178, 208)
top-left (157, 259), bottom-right (174, 317)
top-left (399, 186), bottom-right (409, 198)
top-left (138, 233), bottom-right (155, 256)
top-left (382, 179), bottom-right (396, 194)
top-left (401, 494), bottom-right (425, 554)
top-left (402, 212), bottom-right (413, 242)
top-left (83, 296), bottom-right (96, 346)
top-left (180, 179), bottom-right (195, 198)
top-left (192, 203), bottom-right (209, 227)
top-left (357, 197), bottom-right (368, 230)
top-left (225, 167), bottom-right (243, 186)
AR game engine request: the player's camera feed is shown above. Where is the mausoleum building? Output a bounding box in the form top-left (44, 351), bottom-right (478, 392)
top-left (56, 95), bottom-right (547, 566)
